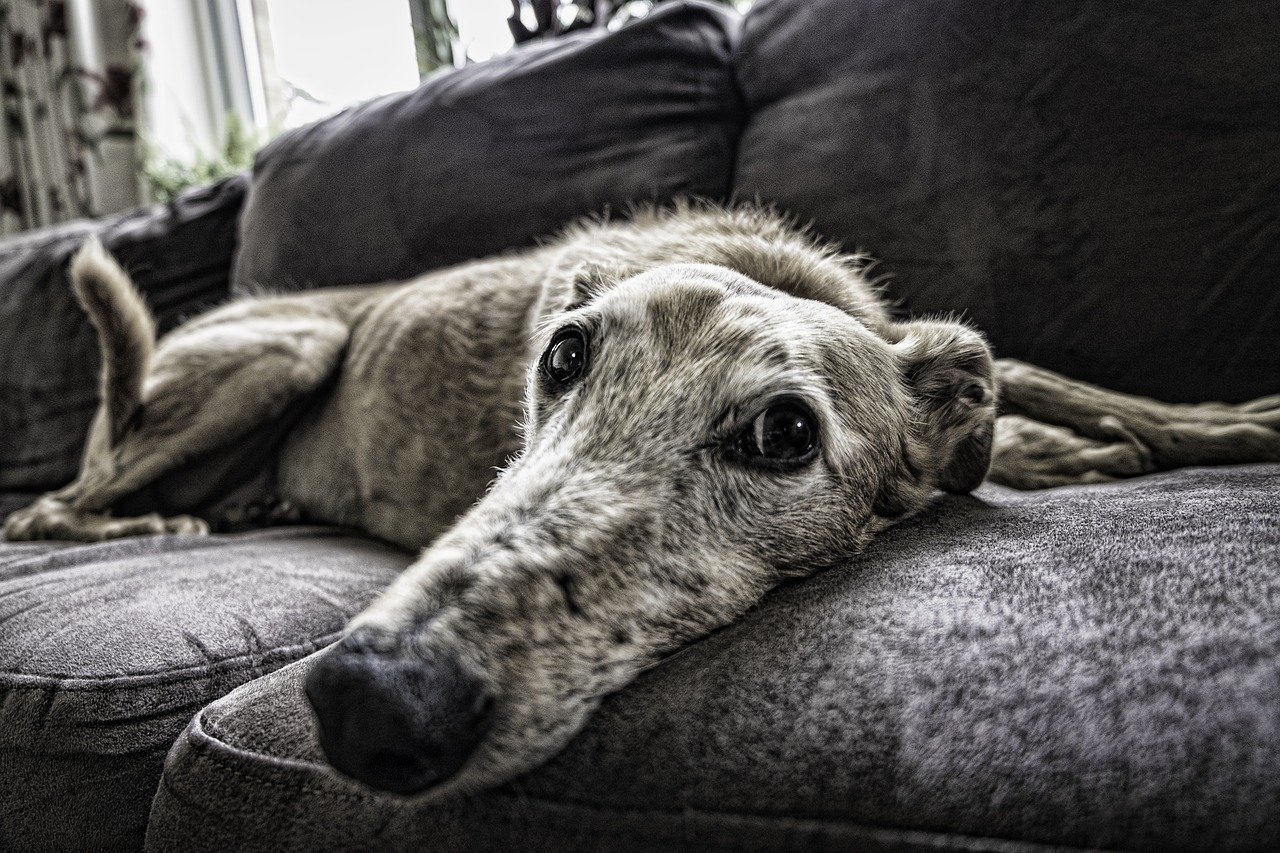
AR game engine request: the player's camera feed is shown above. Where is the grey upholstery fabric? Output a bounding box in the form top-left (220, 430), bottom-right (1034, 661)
top-left (0, 527), bottom-right (410, 850)
top-left (734, 0), bottom-right (1280, 404)
top-left (0, 175), bottom-right (247, 495)
top-left (148, 465), bottom-right (1280, 852)
top-left (231, 1), bottom-right (743, 295)
top-left (4, 3), bottom-right (1280, 850)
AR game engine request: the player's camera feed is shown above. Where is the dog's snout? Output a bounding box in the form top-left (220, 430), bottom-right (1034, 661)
top-left (304, 629), bottom-right (493, 795)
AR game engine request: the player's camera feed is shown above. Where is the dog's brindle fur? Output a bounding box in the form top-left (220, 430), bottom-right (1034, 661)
top-left (6, 205), bottom-right (1279, 798)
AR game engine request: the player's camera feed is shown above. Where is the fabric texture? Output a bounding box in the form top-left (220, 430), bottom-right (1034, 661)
top-left (147, 466), bottom-right (1280, 853)
top-left (734, 0), bottom-right (1280, 404)
top-left (3, 2), bottom-right (1280, 850)
top-left (0, 174), bottom-right (247, 495)
top-left (230, 1), bottom-right (743, 294)
top-left (0, 526), bottom-right (411, 850)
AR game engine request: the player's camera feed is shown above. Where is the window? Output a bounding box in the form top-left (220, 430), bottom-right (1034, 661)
top-left (254, 0), bottom-right (420, 131)
top-left (139, 1), bottom-right (746, 177)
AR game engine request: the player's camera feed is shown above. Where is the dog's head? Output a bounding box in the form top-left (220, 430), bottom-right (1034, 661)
top-left (305, 262), bottom-right (995, 797)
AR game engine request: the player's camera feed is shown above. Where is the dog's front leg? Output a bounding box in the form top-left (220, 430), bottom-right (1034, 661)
top-left (990, 358), bottom-right (1279, 488)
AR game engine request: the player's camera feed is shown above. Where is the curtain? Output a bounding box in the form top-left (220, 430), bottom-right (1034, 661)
top-left (0, 0), bottom-right (144, 237)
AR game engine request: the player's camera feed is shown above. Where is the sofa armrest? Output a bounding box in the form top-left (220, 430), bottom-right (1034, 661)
top-left (0, 174), bottom-right (249, 494)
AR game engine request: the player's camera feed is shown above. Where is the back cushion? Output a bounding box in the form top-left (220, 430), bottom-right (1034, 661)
top-left (0, 176), bottom-right (246, 495)
top-left (735, 0), bottom-right (1280, 403)
top-left (232, 3), bottom-right (743, 293)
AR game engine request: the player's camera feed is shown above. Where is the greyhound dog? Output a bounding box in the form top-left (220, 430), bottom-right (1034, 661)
top-left (5, 205), bottom-right (1278, 799)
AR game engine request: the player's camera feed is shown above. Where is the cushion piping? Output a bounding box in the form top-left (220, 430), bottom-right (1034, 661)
top-left (176, 704), bottom-right (1089, 853)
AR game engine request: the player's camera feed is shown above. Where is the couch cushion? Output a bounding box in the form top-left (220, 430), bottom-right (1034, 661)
top-left (147, 465), bottom-right (1280, 852)
top-left (0, 526), bottom-right (409, 850)
top-left (0, 175), bottom-right (247, 495)
top-left (734, 0), bottom-right (1280, 404)
top-left (231, 2), bottom-right (742, 295)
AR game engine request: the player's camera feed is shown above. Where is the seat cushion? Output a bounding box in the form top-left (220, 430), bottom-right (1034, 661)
top-left (147, 465), bottom-right (1280, 852)
top-left (0, 526), bottom-right (410, 850)
top-left (734, 0), bottom-right (1280, 404)
top-left (231, 2), bottom-right (743, 295)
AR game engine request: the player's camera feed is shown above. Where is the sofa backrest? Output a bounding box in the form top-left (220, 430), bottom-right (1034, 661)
top-left (233, 0), bottom-right (1278, 403)
top-left (0, 177), bottom-right (246, 495)
top-left (734, 0), bottom-right (1280, 403)
top-left (231, 2), bottom-right (744, 294)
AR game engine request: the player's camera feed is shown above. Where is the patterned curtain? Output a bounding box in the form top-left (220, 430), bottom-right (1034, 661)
top-left (0, 0), bottom-right (144, 237)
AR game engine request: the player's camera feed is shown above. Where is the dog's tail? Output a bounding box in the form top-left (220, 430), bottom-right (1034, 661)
top-left (69, 237), bottom-right (155, 443)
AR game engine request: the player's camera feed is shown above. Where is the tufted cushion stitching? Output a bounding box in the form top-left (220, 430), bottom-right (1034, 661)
top-left (0, 631), bottom-right (340, 688)
top-left (0, 527), bottom-right (352, 579)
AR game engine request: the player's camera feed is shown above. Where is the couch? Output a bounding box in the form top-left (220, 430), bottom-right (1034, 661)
top-left (2, 1), bottom-right (1278, 850)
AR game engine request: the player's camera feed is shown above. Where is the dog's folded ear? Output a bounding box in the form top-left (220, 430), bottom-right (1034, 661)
top-left (530, 260), bottom-right (634, 334)
top-left (567, 260), bottom-right (632, 310)
top-left (889, 320), bottom-right (997, 494)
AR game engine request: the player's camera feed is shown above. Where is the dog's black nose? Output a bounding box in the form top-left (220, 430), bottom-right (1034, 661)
top-left (304, 629), bottom-right (494, 795)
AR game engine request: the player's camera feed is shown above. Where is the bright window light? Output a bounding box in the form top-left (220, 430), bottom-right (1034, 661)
top-left (452, 0), bottom-right (515, 64)
top-left (262, 0), bottom-right (421, 129)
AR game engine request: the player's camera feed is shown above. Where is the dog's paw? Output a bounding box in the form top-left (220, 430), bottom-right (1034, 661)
top-left (2, 500), bottom-right (210, 542)
top-left (89, 512), bottom-right (209, 540)
top-left (160, 515), bottom-right (210, 536)
top-left (2, 497), bottom-right (72, 541)
top-left (3, 504), bottom-right (42, 541)
top-left (989, 415), bottom-right (1154, 489)
top-left (1233, 393), bottom-right (1280, 416)
top-left (1141, 397), bottom-right (1280, 468)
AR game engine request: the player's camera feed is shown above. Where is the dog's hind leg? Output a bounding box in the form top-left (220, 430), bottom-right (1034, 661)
top-left (990, 358), bottom-right (1280, 489)
top-left (3, 240), bottom-right (349, 541)
top-left (989, 414), bottom-right (1155, 489)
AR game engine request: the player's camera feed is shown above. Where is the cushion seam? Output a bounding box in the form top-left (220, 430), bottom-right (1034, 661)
top-left (185, 725), bottom-right (375, 803)
top-left (178, 716), bottom-right (1081, 852)
top-left (0, 525), bottom-right (357, 575)
top-left (462, 795), bottom-right (1079, 853)
top-left (0, 632), bottom-right (339, 690)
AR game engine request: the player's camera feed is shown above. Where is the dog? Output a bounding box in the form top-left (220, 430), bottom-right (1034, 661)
top-left (5, 204), bottom-right (1278, 799)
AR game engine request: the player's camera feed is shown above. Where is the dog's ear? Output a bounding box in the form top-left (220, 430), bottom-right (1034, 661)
top-left (528, 260), bottom-right (627, 336)
top-left (530, 260), bottom-right (633, 333)
top-left (889, 320), bottom-right (997, 494)
top-left (566, 260), bottom-right (630, 310)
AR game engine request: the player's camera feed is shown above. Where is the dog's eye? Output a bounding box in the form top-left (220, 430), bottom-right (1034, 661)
top-left (731, 400), bottom-right (819, 465)
top-left (542, 327), bottom-right (588, 388)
